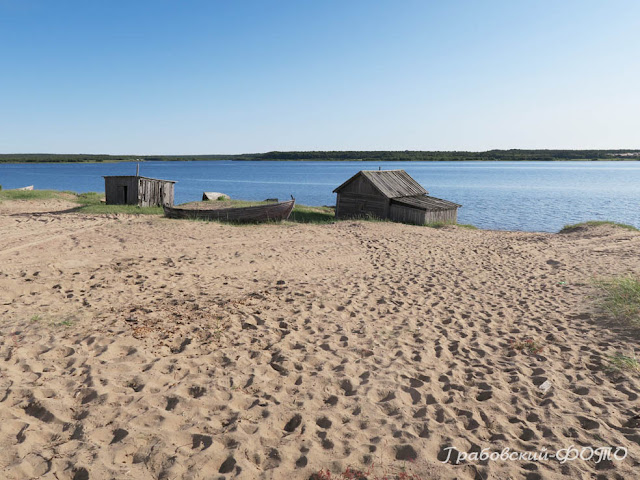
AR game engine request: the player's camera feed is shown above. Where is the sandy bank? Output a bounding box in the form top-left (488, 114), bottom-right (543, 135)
top-left (0, 199), bottom-right (639, 479)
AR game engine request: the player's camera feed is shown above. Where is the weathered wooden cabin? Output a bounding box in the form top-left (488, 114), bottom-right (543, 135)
top-left (104, 176), bottom-right (176, 207)
top-left (333, 170), bottom-right (461, 225)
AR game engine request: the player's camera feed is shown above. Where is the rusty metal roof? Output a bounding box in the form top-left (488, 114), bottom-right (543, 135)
top-left (333, 170), bottom-right (427, 197)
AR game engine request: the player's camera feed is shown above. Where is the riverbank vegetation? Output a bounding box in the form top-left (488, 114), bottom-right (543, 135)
top-left (3, 190), bottom-right (638, 232)
top-left (1, 149), bottom-right (639, 163)
top-left (559, 220), bottom-right (639, 233)
top-left (0, 190), bottom-right (336, 222)
top-left (0, 189), bottom-right (74, 202)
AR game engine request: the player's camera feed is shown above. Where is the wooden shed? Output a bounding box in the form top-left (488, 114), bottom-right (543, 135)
top-left (333, 170), bottom-right (461, 225)
top-left (104, 176), bottom-right (176, 207)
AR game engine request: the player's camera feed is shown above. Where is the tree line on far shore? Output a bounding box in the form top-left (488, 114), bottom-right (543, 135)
top-left (0, 150), bottom-right (639, 163)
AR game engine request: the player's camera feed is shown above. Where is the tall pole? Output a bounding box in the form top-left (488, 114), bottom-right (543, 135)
top-left (136, 163), bottom-right (140, 177)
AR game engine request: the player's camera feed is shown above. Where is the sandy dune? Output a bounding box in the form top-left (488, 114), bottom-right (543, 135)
top-left (0, 199), bottom-right (639, 479)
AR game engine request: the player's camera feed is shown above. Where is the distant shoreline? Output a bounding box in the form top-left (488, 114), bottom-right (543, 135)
top-left (1, 149), bottom-right (639, 164)
top-left (4, 159), bottom-right (640, 164)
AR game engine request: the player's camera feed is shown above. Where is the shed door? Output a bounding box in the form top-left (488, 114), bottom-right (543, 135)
top-left (116, 185), bottom-right (128, 204)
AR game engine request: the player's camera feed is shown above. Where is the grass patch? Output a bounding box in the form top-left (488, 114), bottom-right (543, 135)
top-left (0, 189), bottom-right (72, 202)
top-left (288, 205), bottom-right (335, 224)
top-left (607, 353), bottom-right (640, 373)
top-left (344, 213), bottom-right (388, 223)
top-left (51, 318), bottom-right (74, 328)
top-left (425, 222), bottom-right (477, 229)
top-left (0, 189), bottom-right (162, 215)
top-left (559, 220), bottom-right (639, 234)
top-left (424, 221), bottom-right (455, 228)
top-left (3, 190), bottom-right (471, 227)
top-left (594, 275), bottom-right (640, 325)
top-left (424, 222), bottom-right (478, 230)
top-left (509, 338), bottom-right (545, 355)
top-left (73, 192), bottom-right (103, 205)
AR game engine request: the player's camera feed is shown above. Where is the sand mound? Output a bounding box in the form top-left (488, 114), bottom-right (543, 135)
top-left (559, 222), bottom-right (639, 237)
top-left (0, 198), bottom-right (79, 215)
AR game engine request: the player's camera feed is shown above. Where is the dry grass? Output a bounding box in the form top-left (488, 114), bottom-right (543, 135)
top-left (607, 353), bottom-right (640, 373)
top-left (509, 338), bottom-right (545, 355)
top-left (560, 220), bottom-right (639, 234)
top-left (595, 275), bottom-right (640, 325)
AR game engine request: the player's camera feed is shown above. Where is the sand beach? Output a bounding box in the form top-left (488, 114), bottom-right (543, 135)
top-left (0, 198), bottom-right (639, 479)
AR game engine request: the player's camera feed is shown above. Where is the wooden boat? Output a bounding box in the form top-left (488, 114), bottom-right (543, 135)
top-left (11, 185), bottom-right (34, 191)
top-left (163, 199), bottom-right (295, 223)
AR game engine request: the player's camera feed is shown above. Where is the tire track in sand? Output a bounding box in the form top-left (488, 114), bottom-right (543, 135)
top-left (0, 221), bottom-right (110, 257)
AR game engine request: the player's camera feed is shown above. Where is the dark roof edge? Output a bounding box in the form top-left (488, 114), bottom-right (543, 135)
top-left (424, 195), bottom-right (462, 208)
top-left (103, 175), bottom-right (177, 183)
top-left (391, 195), bottom-right (462, 210)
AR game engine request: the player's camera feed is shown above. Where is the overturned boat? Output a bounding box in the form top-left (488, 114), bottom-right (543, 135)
top-left (163, 198), bottom-right (295, 223)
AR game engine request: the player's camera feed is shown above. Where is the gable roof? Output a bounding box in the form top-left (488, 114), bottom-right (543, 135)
top-left (333, 170), bottom-right (427, 198)
top-left (391, 195), bottom-right (461, 210)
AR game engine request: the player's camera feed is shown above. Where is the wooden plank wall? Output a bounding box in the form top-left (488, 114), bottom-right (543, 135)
top-left (389, 204), bottom-right (458, 225)
top-left (335, 174), bottom-right (458, 224)
top-left (336, 192), bottom-right (388, 219)
top-left (162, 182), bottom-right (174, 206)
top-left (105, 177), bottom-right (138, 205)
top-left (138, 178), bottom-right (175, 207)
top-left (389, 204), bottom-right (426, 224)
top-left (138, 178), bottom-right (152, 207)
top-left (340, 176), bottom-right (380, 196)
top-left (424, 208), bottom-right (457, 224)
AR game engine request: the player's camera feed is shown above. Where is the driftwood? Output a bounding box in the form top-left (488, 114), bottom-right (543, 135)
top-left (164, 199), bottom-right (295, 223)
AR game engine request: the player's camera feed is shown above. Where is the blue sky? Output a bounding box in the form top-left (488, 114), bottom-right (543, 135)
top-left (0, 0), bottom-right (638, 154)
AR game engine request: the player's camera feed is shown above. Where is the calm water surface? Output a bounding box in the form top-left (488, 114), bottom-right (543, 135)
top-left (1, 161), bottom-right (638, 232)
